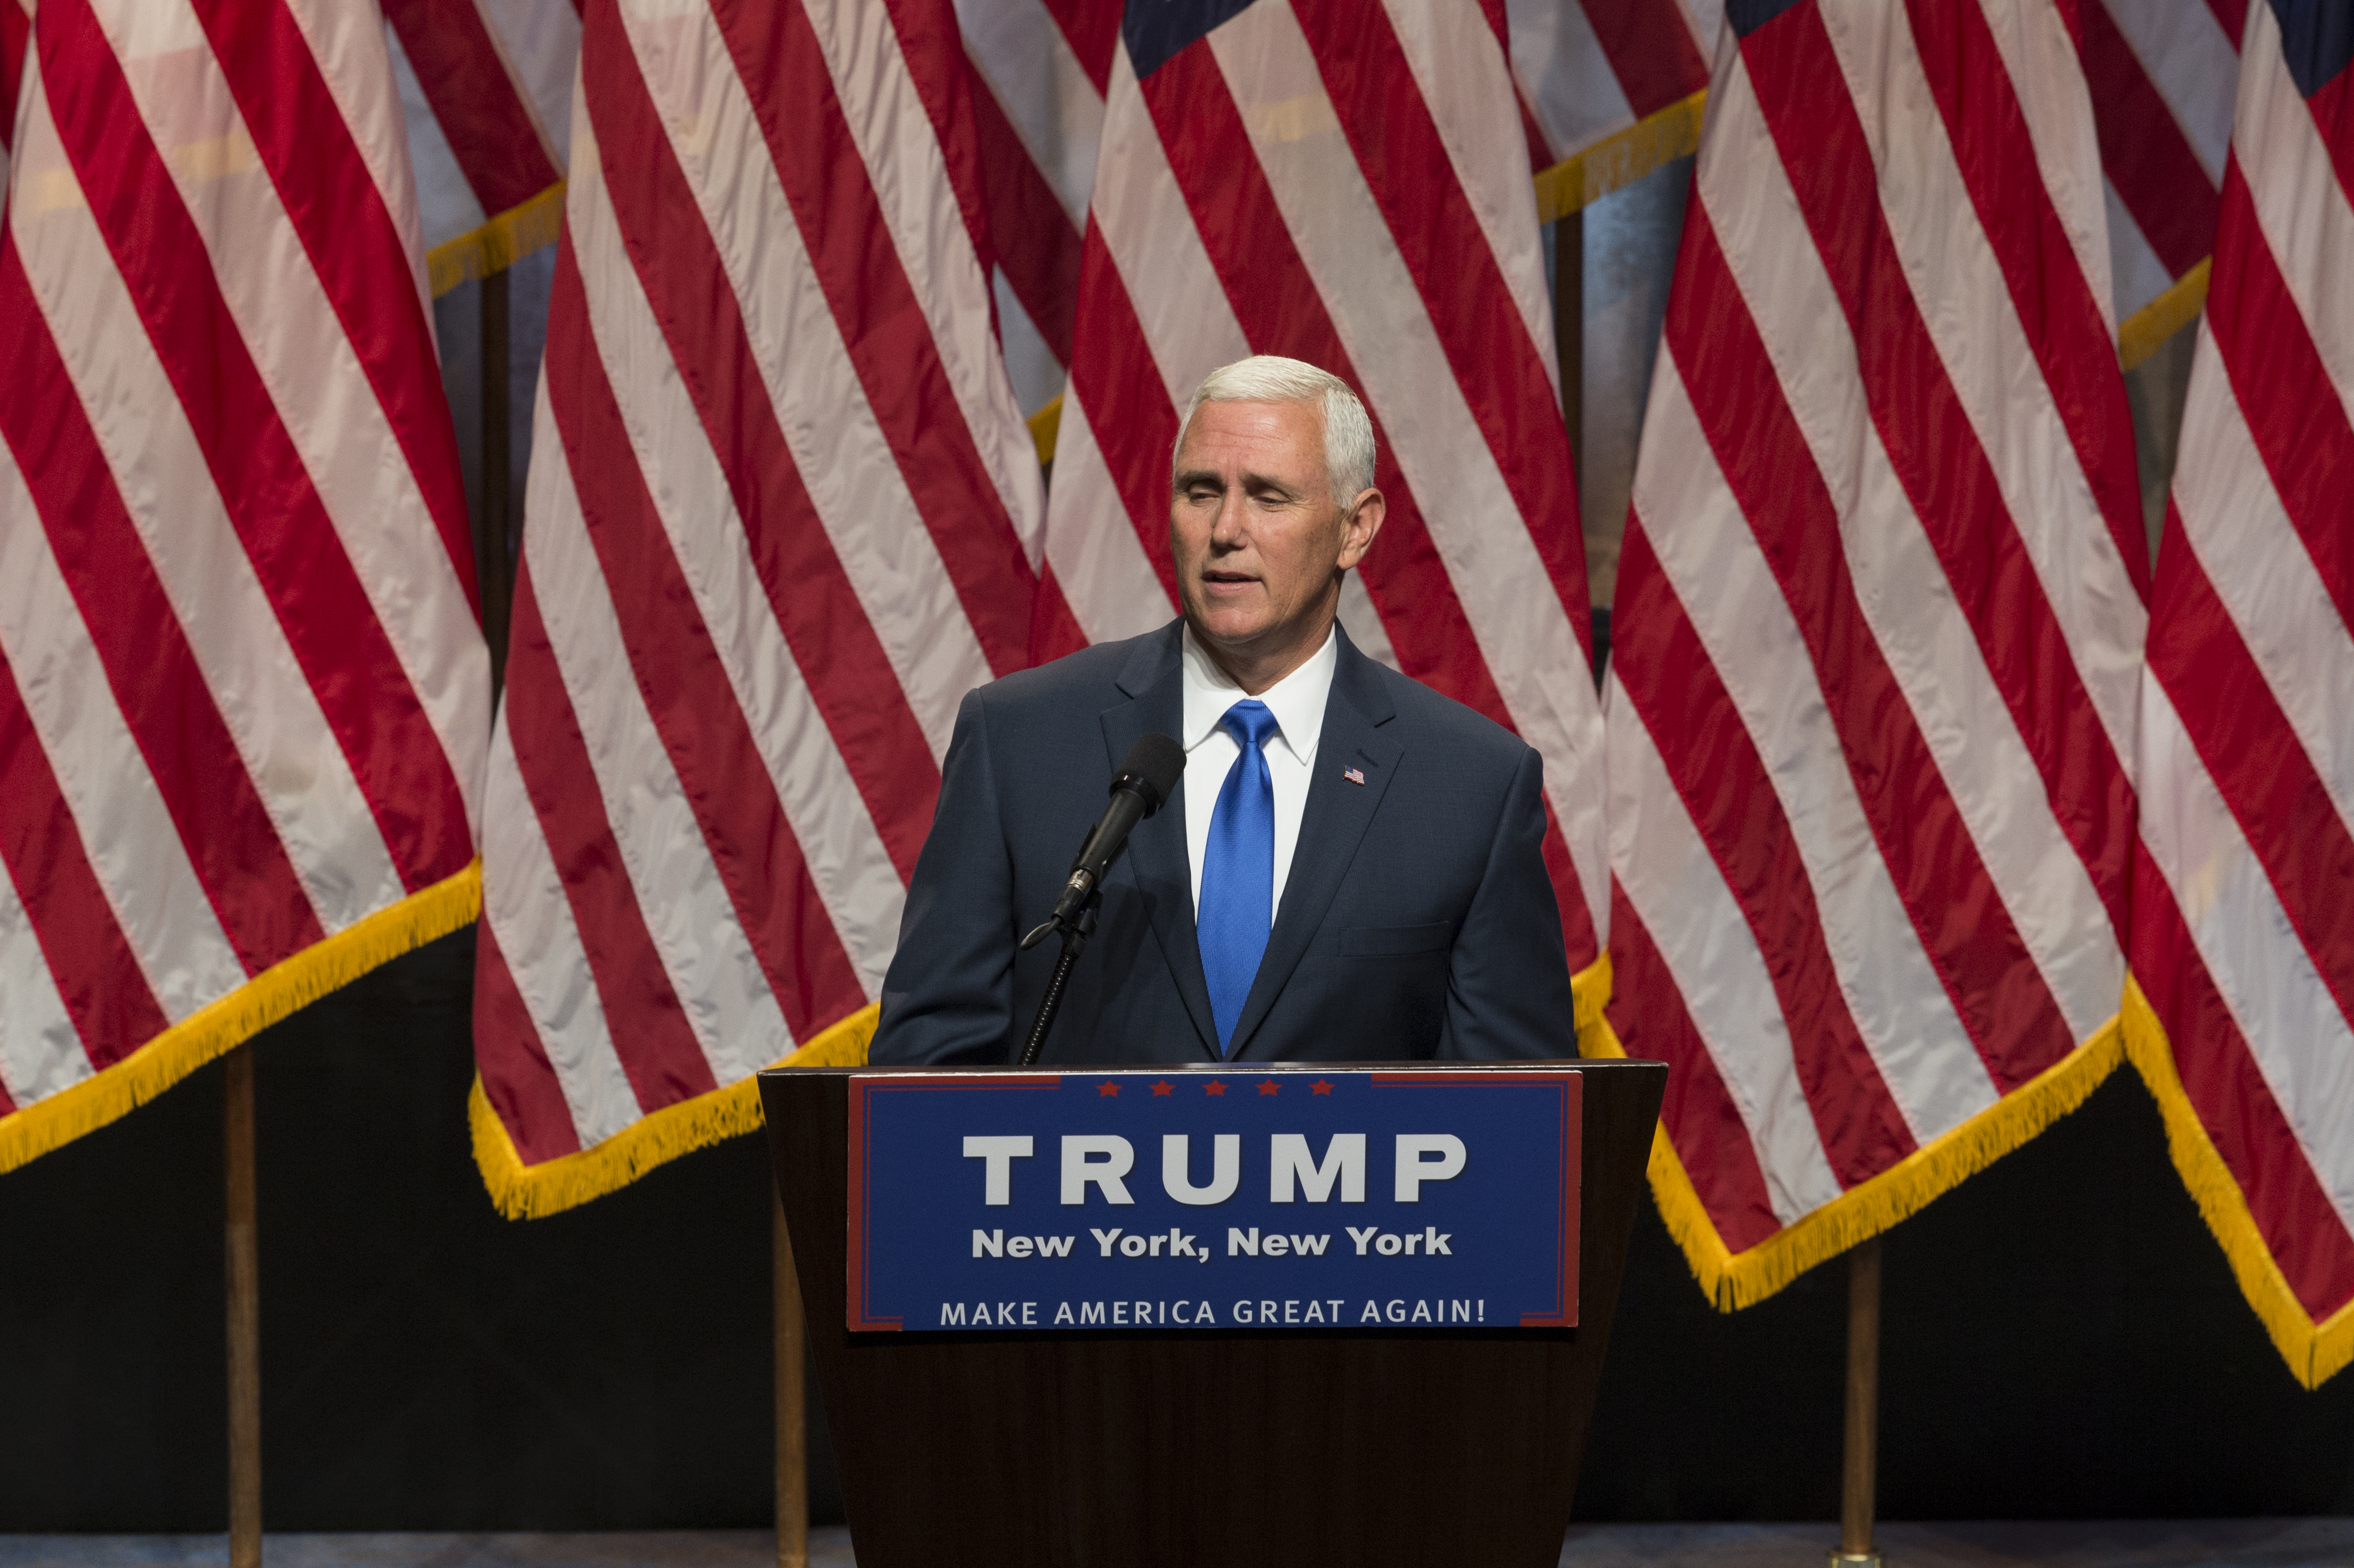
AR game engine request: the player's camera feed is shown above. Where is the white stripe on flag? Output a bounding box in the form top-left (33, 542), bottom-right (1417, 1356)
top-left (478, 705), bottom-right (642, 1148)
top-left (1633, 353), bottom-right (2000, 1141)
top-left (2139, 680), bottom-right (2354, 1234)
top-left (1037, 391), bottom-right (1177, 644)
top-left (2098, 0), bottom-right (2236, 181)
top-left (1608, 673), bottom-right (1843, 1223)
top-left (956, 0), bottom-right (1103, 225)
top-left (584, 42), bottom-right (990, 761)
top-left (2238, 4), bottom-right (2354, 414)
top-left (567, 188), bottom-right (907, 992)
top-left (527, 383), bottom-right (789, 1084)
top-left (9, 85), bottom-right (406, 935)
top-left (0, 443), bottom-right (246, 1023)
top-left (1821, 2), bottom-right (2144, 761)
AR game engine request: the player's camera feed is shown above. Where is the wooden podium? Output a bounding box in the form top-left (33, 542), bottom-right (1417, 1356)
top-left (760, 1058), bottom-right (1665, 1568)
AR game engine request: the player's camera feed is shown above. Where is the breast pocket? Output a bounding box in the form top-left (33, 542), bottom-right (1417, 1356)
top-left (1337, 922), bottom-right (1453, 957)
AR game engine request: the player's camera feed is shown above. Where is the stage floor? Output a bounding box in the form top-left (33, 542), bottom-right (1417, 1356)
top-left (3, 1520), bottom-right (2350, 1566)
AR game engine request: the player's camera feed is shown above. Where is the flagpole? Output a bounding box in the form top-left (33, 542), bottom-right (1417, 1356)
top-left (1832, 1235), bottom-right (1882, 1568)
top-left (1555, 207), bottom-right (1584, 475)
top-left (774, 1184), bottom-right (808, 1568)
top-left (481, 266), bottom-right (515, 704)
top-left (225, 1045), bottom-right (262, 1568)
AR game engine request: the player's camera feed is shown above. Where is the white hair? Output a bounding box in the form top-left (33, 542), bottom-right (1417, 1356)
top-left (1172, 355), bottom-right (1377, 505)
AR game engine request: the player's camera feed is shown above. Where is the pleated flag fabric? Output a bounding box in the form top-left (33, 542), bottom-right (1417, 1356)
top-left (963, 0), bottom-right (1728, 420)
top-left (2080, 0), bottom-right (2243, 364)
top-left (383, 0), bottom-right (579, 295)
top-left (1599, 0), bottom-right (2150, 1306)
top-left (468, 0), bottom-right (1052, 1217)
top-left (2125, 0), bottom-right (2354, 1388)
top-left (0, 0), bottom-right (489, 1171)
top-left (1037, 0), bottom-right (1610, 1018)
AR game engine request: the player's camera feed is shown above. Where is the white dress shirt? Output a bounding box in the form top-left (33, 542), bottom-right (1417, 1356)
top-left (1180, 624), bottom-right (1337, 922)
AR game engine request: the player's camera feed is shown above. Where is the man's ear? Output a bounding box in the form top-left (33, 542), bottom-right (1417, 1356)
top-left (1336, 487), bottom-right (1386, 569)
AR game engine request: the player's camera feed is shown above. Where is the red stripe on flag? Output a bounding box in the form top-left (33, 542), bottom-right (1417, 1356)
top-left (971, 74), bottom-right (1082, 365)
top-left (380, 0), bottom-right (563, 217)
top-left (1062, 225), bottom-right (1182, 608)
top-left (2150, 517), bottom-right (2354, 1030)
top-left (0, 246), bottom-right (324, 976)
top-left (1037, 0), bottom-right (1117, 94)
top-left (1, 0), bottom-right (27, 156)
top-left (0, 636), bottom-right (171, 1069)
top-left (2206, 160), bottom-right (2354, 631)
top-left (703, 0), bottom-right (1056, 678)
top-left (2310, 67), bottom-right (2354, 210)
top-left (1580, 0), bottom-right (1711, 118)
top-left (867, 0), bottom-right (999, 272)
top-left (579, 11), bottom-right (941, 881)
top-left (1912, 0), bottom-right (2150, 601)
top-left (544, 240), bottom-right (868, 1041)
top-left (2078, 0), bottom-right (2223, 282)
top-left (1290, 0), bottom-right (1593, 663)
top-left (1607, 880), bottom-right (1781, 1253)
top-left (1669, 208), bottom-right (2077, 1090)
top-left (194, 0), bottom-right (482, 611)
top-left (472, 919), bottom-right (586, 1164)
top-left (2132, 848), bottom-right (2354, 1319)
top-left (1614, 519), bottom-right (1920, 1188)
top-left (42, 1), bottom-right (475, 895)
top-left (1029, 564), bottom-right (1092, 663)
top-left (501, 556), bottom-right (720, 1114)
top-left (2206, 0), bottom-right (2248, 51)
top-left (1139, 44), bottom-right (1598, 964)
top-left (1741, 5), bottom-right (2137, 941)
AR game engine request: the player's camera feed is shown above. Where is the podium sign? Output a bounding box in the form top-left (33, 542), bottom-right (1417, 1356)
top-left (846, 1068), bottom-right (1580, 1333)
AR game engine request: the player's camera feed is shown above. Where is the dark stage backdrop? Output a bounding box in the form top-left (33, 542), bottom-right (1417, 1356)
top-left (3, 927), bottom-right (2351, 1531)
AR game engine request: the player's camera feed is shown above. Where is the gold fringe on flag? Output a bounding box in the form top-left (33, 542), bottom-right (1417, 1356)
top-left (475, 954), bottom-right (1612, 1219)
top-left (1533, 90), bottom-right (1709, 224)
top-left (2119, 976), bottom-right (2354, 1389)
top-left (2117, 259), bottom-right (2212, 371)
top-left (425, 183), bottom-right (568, 299)
top-left (1585, 1002), bottom-right (2125, 1311)
top-left (0, 860), bottom-right (484, 1175)
top-left (470, 1004), bottom-right (878, 1220)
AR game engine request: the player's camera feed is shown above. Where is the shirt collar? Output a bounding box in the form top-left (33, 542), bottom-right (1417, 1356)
top-left (1180, 623), bottom-right (1337, 766)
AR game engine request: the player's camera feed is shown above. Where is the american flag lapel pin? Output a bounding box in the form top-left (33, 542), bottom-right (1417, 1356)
top-left (1343, 766), bottom-right (1366, 786)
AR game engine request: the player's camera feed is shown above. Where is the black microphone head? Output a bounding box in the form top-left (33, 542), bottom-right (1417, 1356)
top-left (1114, 732), bottom-right (1187, 815)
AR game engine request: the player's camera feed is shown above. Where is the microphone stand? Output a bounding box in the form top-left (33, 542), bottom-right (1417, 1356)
top-left (1016, 884), bottom-right (1101, 1067)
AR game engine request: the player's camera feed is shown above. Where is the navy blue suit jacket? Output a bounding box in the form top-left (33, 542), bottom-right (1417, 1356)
top-left (868, 620), bottom-right (1578, 1064)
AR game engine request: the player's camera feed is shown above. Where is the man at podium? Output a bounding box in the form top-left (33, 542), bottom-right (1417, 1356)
top-left (870, 356), bottom-right (1577, 1066)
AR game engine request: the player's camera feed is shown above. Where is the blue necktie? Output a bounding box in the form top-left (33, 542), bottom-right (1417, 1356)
top-left (1198, 699), bottom-right (1280, 1056)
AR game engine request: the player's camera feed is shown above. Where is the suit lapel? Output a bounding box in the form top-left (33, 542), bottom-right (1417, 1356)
top-left (1101, 625), bottom-right (1219, 1057)
top-left (1226, 627), bottom-right (1400, 1060)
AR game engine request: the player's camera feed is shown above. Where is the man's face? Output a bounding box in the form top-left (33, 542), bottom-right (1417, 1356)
top-left (1168, 399), bottom-right (1382, 672)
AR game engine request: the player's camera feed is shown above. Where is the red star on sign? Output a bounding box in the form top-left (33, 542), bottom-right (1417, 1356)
top-left (1205, 1081), bottom-right (1226, 1097)
top-left (1098, 1082), bottom-right (1119, 1098)
top-left (1152, 1080), bottom-right (1173, 1096)
top-left (1258, 1080), bottom-right (1280, 1096)
top-left (1312, 1080), bottom-right (1334, 1096)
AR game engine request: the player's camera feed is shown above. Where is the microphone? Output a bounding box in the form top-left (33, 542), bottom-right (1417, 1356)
top-left (1025, 733), bottom-right (1187, 949)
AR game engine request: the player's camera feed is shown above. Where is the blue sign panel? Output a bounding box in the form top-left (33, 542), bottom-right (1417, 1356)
top-left (845, 1068), bottom-right (1580, 1332)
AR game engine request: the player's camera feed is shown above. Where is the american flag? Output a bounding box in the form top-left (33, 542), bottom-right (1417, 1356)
top-left (468, 0), bottom-right (1050, 1215)
top-left (1035, 0), bottom-right (1610, 1008)
top-left (383, 0), bottom-right (578, 295)
top-left (2127, 0), bottom-right (2354, 1389)
top-left (2080, 0), bottom-right (2243, 361)
top-left (1600, 0), bottom-right (2148, 1306)
top-left (0, 0), bottom-right (487, 1172)
top-left (962, 0), bottom-right (1727, 419)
